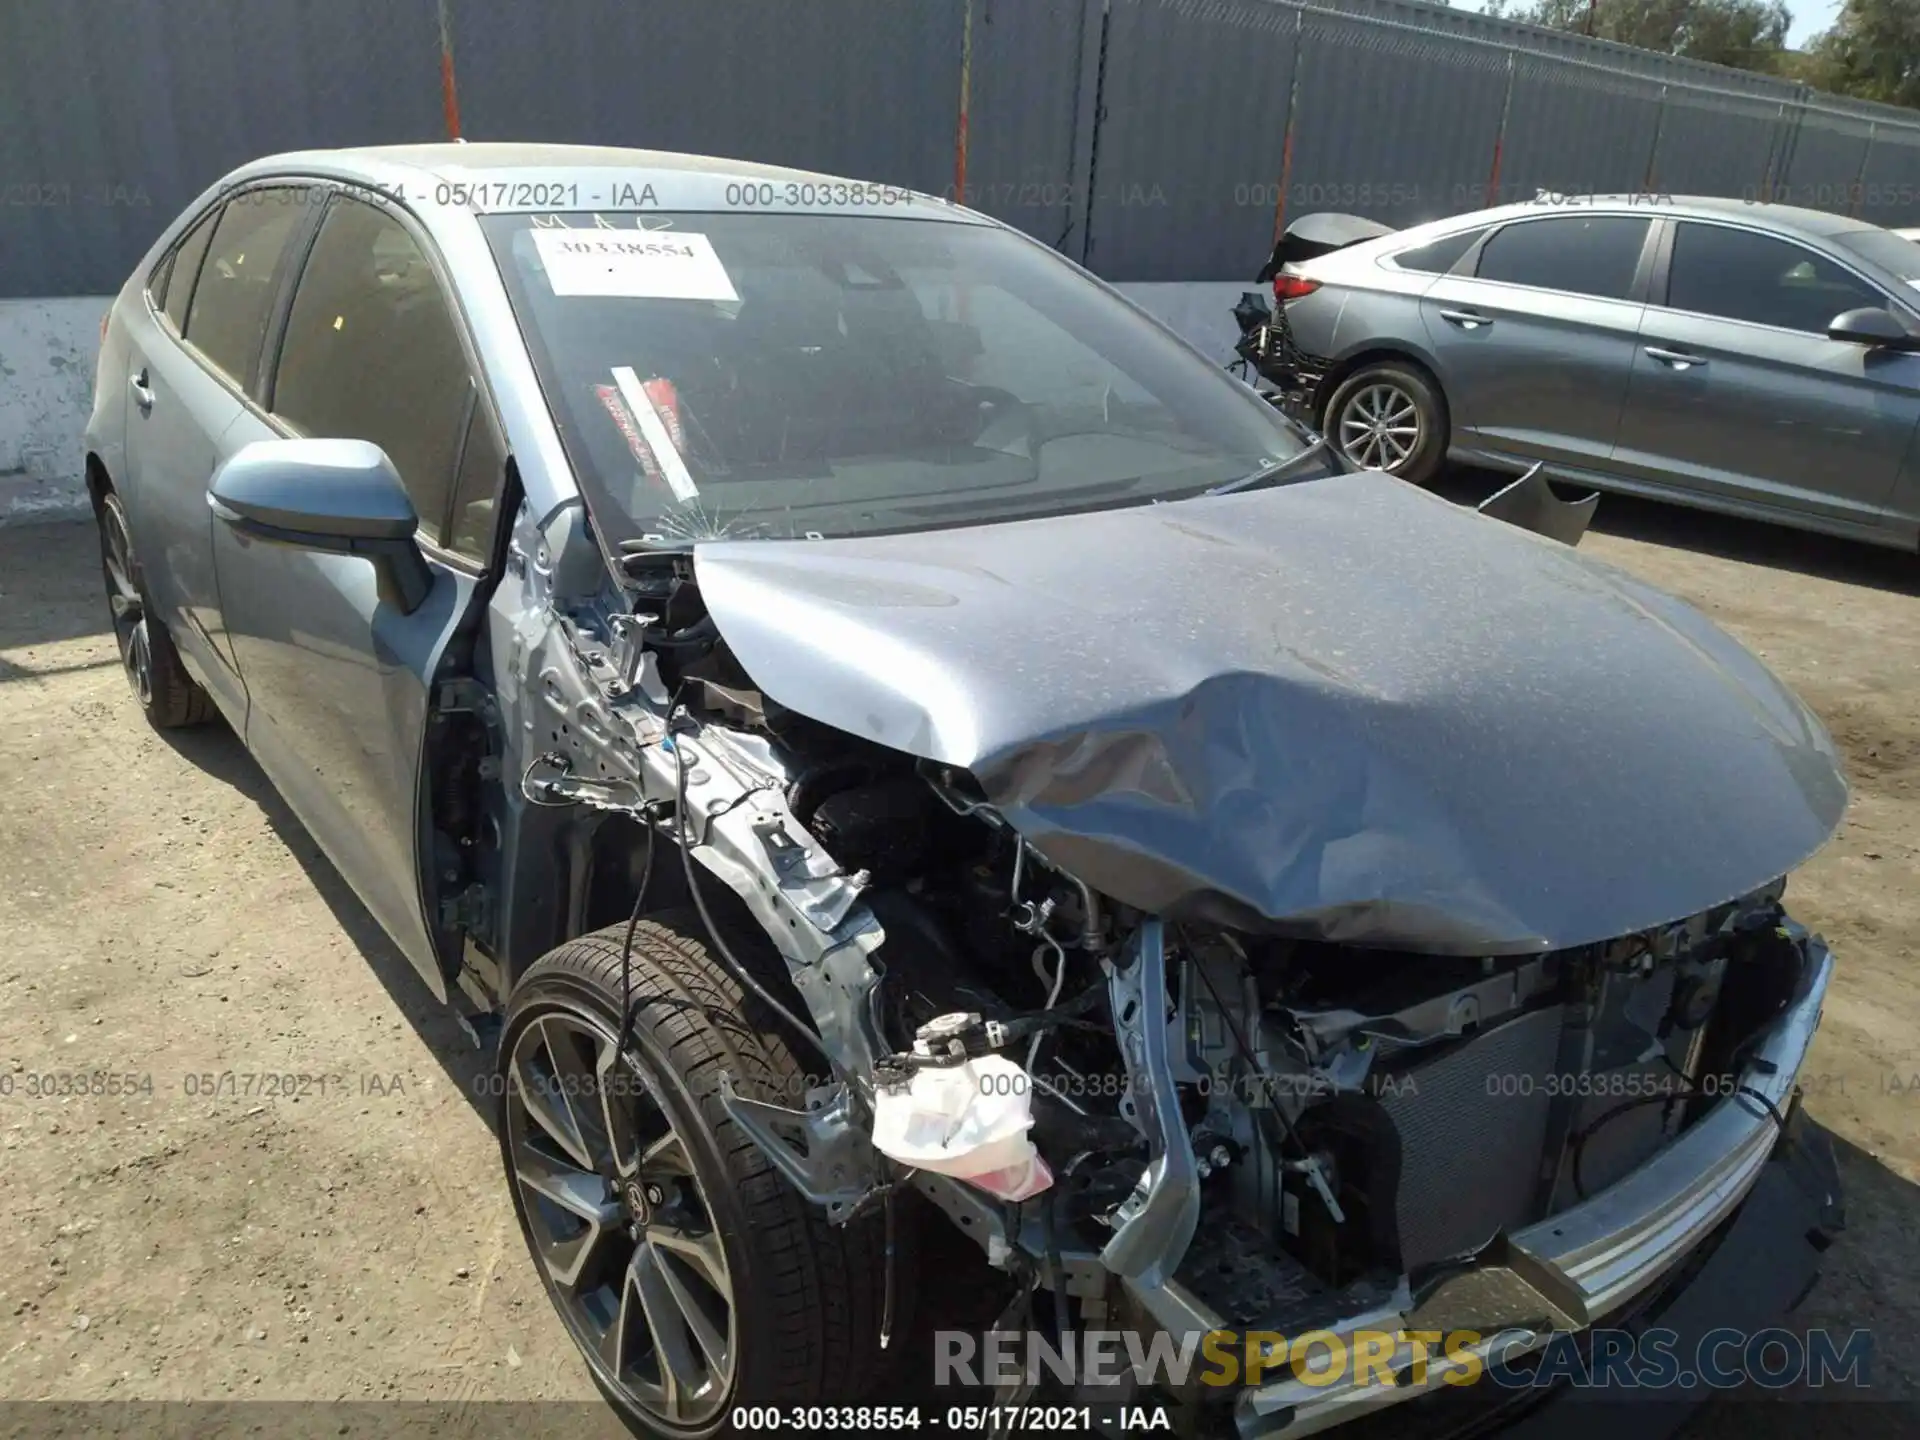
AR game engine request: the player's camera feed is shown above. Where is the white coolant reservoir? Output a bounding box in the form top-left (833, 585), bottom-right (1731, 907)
top-left (870, 1021), bottom-right (1053, 1202)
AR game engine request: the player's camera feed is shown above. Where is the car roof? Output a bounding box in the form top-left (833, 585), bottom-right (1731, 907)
top-left (219, 141), bottom-right (975, 223)
top-left (1453, 193), bottom-right (1878, 242)
top-left (352, 141), bottom-right (843, 184)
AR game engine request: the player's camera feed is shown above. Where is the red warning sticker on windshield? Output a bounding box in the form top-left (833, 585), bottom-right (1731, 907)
top-left (594, 383), bottom-right (668, 499)
top-left (610, 367), bottom-right (699, 501)
top-left (592, 375), bottom-right (699, 503)
top-left (592, 382), bottom-right (647, 464)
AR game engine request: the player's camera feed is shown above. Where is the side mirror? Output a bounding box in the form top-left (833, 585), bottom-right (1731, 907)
top-left (1827, 306), bottom-right (1918, 350)
top-left (207, 438), bottom-right (433, 613)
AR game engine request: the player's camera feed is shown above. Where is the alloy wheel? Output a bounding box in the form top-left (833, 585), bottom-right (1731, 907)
top-left (1337, 382), bottom-right (1422, 472)
top-left (503, 1010), bottom-right (736, 1428)
top-left (98, 499), bottom-right (151, 705)
top-left (125, 620), bottom-right (153, 707)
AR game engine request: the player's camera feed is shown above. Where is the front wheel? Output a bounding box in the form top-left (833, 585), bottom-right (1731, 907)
top-left (498, 916), bottom-right (894, 1437)
top-left (96, 489), bottom-right (213, 728)
top-left (1323, 361), bottom-right (1448, 486)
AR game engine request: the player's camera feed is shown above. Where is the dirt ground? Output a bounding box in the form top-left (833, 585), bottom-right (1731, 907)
top-left (2, 482), bottom-right (1919, 1436)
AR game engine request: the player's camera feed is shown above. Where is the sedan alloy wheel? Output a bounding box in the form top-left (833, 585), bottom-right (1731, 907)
top-left (503, 1009), bottom-right (735, 1427)
top-left (1336, 381), bottom-right (1423, 473)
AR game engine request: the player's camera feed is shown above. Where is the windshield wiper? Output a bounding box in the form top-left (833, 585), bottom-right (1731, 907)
top-left (1203, 436), bottom-right (1333, 496)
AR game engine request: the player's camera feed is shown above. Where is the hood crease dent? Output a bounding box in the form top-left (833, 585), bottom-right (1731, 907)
top-left (692, 471), bottom-right (1847, 955)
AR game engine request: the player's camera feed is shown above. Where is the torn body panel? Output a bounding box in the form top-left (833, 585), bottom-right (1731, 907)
top-left (1257, 213), bottom-right (1399, 282)
top-left (480, 497), bottom-right (913, 1218)
top-left (1477, 462), bottom-right (1600, 547)
top-left (476, 498), bottom-right (1203, 1270)
top-left (692, 470), bottom-right (1846, 955)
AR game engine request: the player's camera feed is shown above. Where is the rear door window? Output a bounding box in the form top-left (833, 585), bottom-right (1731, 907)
top-left (184, 189), bottom-right (310, 387)
top-left (1474, 215), bottom-right (1650, 301)
top-left (270, 195), bottom-right (479, 553)
top-left (1665, 223), bottom-right (1886, 334)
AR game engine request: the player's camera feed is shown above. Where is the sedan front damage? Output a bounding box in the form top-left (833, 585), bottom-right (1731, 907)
top-left (502, 469), bottom-right (1847, 1436)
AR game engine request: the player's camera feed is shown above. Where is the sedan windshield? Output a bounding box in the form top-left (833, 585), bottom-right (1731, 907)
top-left (481, 211), bottom-right (1308, 543)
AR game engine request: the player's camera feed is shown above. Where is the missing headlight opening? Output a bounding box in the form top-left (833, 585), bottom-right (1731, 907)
top-left (496, 491), bottom-right (1843, 1434)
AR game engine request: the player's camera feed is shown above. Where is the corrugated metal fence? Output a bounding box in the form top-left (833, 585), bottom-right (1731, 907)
top-left (3, 0), bottom-right (1918, 299)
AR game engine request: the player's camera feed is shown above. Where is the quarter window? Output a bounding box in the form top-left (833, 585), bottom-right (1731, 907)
top-left (1475, 215), bottom-right (1650, 301)
top-left (149, 253), bottom-right (175, 310)
top-left (271, 195), bottom-right (477, 551)
top-left (161, 211), bottom-right (218, 333)
top-left (184, 190), bottom-right (308, 386)
top-left (447, 392), bottom-right (505, 562)
top-left (1666, 223), bottom-right (1885, 334)
top-left (1392, 228), bottom-right (1485, 275)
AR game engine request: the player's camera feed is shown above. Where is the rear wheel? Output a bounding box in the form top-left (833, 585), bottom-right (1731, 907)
top-left (96, 490), bottom-right (213, 728)
top-left (1324, 361), bottom-right (1447, 486)
top-left (498, 916), bottom-right (894, 1437)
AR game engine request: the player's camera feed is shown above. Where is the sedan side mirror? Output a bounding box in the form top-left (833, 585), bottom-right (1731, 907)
top-left (1827, 306), bottom-right (1920, 350)
top-left (207, 438), bottom-right (433, 614)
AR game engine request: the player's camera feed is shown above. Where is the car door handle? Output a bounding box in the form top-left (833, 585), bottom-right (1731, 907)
top-left (129, 368), bottom-right (154, 413)
top-left (1439, 309), bottom-right (1493, 331)
top-left (1644, 346), bottom-right (1707, 371)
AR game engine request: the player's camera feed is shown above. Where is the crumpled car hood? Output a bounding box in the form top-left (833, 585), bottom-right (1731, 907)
top-left (692, 471), bottom-right (1847, 954)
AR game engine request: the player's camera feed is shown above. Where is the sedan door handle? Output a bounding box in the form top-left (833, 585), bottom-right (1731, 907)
top-left (1439, 309), bottom-right (1493, 331)
top-left (129, 368), bottom-right (155, 413)
top-left (1644, 346), bottom-right (1706, 371)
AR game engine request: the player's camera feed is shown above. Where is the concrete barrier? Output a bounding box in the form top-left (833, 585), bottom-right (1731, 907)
top-left (0, 282), bottom-right (1259, 527)
top-left (0, 298), bottom-right (110, 525)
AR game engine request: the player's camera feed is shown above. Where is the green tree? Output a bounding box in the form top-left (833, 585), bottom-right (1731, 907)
top-left (1801, 0), bottom-right (1920, 109)
top-left (1487, 0), bottom-right (1794, 72)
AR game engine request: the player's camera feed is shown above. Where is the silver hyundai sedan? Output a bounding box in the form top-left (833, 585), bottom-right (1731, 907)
top-left (1267, 195), bottom-right (1920, 548)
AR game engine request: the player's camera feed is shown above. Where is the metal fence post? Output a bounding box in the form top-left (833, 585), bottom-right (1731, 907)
top-left (1272, 5), bottom-right (1305, 242)
top-left (436, 0), bottom-right (463, 140)
top-left (1484, 49), bottom-right (1516, 207)
top-left (1758, 100), bottom-right (1786, 202)
top-left (954, 0), bottom-right (975, 205)
top-left (1850, 120), bottom-right (1877, 218)
top-left (1080, 0), bottom-right (1113, 267)
top-left (1643, 84), bottom-right (1667, 194)
top-left (1779, 87), bottom-right (1811, 201)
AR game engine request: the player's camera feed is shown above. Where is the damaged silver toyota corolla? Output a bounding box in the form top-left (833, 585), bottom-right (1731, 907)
top-left (88, 145), bottom-right (1845, 1439)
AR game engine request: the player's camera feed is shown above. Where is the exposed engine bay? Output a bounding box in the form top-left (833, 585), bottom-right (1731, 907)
top-left (482, 487), bottom-right (1841, 1431)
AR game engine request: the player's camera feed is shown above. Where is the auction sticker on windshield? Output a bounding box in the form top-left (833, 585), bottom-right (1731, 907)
top-left (531, 228), bottom-right (739, 300)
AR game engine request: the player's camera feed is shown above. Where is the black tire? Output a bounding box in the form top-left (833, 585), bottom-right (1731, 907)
top-left (1322, 360), bottom-right (1448, 486)
top-left (96, 489), bottom-right (214, 729)
top-left (498, 914), bottom-right (895, 1438)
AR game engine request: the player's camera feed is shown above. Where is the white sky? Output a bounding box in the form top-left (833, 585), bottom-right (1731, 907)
top-left (1467, 0), bottom-right (1843, 49)
top-left (1786, 0), bottom-right (1842, 46)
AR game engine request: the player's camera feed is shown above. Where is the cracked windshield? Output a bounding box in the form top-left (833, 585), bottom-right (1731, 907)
top-left (482, 210), bottom-right (1307, 542)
